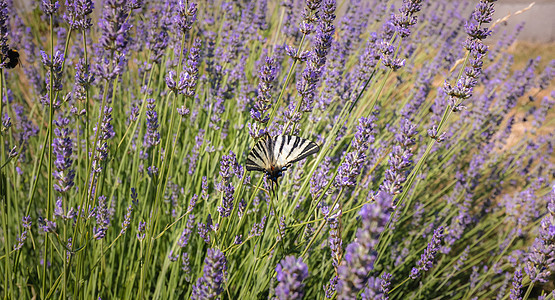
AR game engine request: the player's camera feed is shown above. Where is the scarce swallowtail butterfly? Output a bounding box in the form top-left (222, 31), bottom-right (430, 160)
top-left (246, 134), bottom-right (320, 186)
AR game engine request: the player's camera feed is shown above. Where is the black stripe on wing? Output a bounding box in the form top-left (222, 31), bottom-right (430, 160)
top-left (286, 139), bottom-right (320, 164)
top-left (245, 158), bottom-right (267, 171)
top-left (246, 135), bottom-right (274, 172)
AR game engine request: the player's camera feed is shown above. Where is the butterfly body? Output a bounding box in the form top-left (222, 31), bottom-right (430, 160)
top-left (246, 134), bottom-right (320, 185)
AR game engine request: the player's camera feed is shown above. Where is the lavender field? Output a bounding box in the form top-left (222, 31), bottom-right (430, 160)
top-left (0, 0), bottom-right (554, 299)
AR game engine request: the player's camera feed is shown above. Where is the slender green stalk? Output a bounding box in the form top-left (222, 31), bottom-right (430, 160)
top-left (42, 12), bottom-right (55, 299)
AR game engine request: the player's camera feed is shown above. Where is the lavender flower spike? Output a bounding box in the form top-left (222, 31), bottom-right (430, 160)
top-left (217, 151), bottom-right (241, 218)
top-left (191, 248), bottom-right (227, 300)
top-left (52, 117), bottom-right (75, 193)
top-left (13, 216), bottom-right (31, 251)
top-left (275, 255), bottom-right (309, 300)
top-left (250, 55), bottom-right (278, 125)
top-left (410, 226), bottom-right (445, 279)
top-left (337, 192), bottom-right (392, 299)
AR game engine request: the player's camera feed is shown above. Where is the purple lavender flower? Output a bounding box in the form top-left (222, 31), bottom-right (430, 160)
top-left (217, 151), bottom-right (241, 218)
top-left (380, 273), bottom-right (392, 300)
top-left (52, 117), bottom-right (75, 193)
top-left (324, 205), bottom-right (342, 268)
top-left (144, 98), bottom-right (160, 148)
top-left (410, 226), bottom-right (445, 279)
top-left (335, 116), bottom-right (376, 188)
top-left (148, 29), bottom-right (169, 66)
top-left (275, 255), bottom-right (309, 300)
top-left (165, 70), bottom-right (181, 93)
top-left (249, 216), bottom-right (266, 237)
top-left (40, 218), bottom-right (57, 233)
top-left (182, 38), bottom-right (202, 98)
top-left (250, 55), bottom-right (278, 125)
top-left (295, 30), bottom-right (334, 114)
top-left (495, 272), bottom-right (513, 300)
top-left (536, 59), bottom-right (554, 90)
top-left (311, 157), bottom-right (331, 199)
top-left (191, 248), bottom-right (227, 300)
top-left (0, 0), bottom-right (10, 61)
top-left (40, 50), bottom-right (65, 109)
top-left (392, 0), bottom-right (423, 38)
top-left (120, 204), bottom-right (133, 235)
top-left (299, 0), bottom-right (322, 36)
top-left (66, 237), bottom-right (72, 262)
top-left (168, 250), bottom-right (178, 262)
top-left (380, 118), bottom-right (417, 204)
top-left (13, 216), bottom-right (31, 251)
top-left (74, 58), bottom-right (95, 102)
top-left (91, 106), bottom-right (115, 173)
top-left (324, 276), bottom-right (338, 298)
top-left (1, 114), bottom-right (10, 131)
top-left (509, 269), bottom-right (522, 300)
top-left (465, 1), bottom-right (495, 40)
top-left (64, 0), bottom-right (94, 30)
top-left (337, 192), bottom-right (392, 298)
top-left (93, 195), bottom-right (110, 240)
top-left (197, 218), bottom-right (211, 244)
top-left (130, 187), bottom-right (138, 206)
top-left (524, 187), bottom-right (555, 283)
top-left (361, 276), bottom-right (385, 300)
top-left (41, 0), bottom-right (60, 16)
top-left (97, 0), bottom-right (132, 54)
top-left (137, 221), bottom-right (147, 241)
top-left (174, 1), bottom-right (197, 35)
top-left (253, 0), bottom-right (268, 30)
top-left (201, 176), bottom-right (209, 200)
top-left (178, 214), bottom-right (195, 248)
top-left (444, 1), bottom-right (496, 112)
top-left (182, 252), bottom-right (191, 281)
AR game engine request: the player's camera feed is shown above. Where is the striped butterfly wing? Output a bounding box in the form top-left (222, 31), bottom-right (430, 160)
top-left (246, 135), bottom-right (275, 172)
top-left (273, 135), bottom-right (320, 168)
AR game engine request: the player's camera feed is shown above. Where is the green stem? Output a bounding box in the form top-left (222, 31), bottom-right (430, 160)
top-left (42, 12), bottom-right (55, 299)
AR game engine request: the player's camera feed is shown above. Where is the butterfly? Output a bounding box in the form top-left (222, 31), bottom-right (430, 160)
top-left (246, 134), bottom-right (320, 192)
top-left (3, 49), bottom-right (20, 69)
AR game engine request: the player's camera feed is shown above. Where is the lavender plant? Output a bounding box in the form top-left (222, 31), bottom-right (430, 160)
top-left (0, 0), bottom-right (553, 299)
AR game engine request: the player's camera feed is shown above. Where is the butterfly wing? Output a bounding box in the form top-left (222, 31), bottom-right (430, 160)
top-left (246, 135), bottom-right (275, 172)
top-left (274, 135), bottom-right (320, 168)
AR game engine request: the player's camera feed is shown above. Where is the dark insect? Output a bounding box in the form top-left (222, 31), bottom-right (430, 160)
top-left (3, 49), bottom-right (20, 69)
top-left (246, 134), bottom-right (320, 193)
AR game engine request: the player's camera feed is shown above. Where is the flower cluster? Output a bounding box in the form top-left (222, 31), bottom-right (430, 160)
top-left (410, 226), bottom-right (445, 279)
top-left (64, 0), bottom-right (94, 30)
top-left (275, 255), bottom-right (309, 300)
top-left (191, 248), bottom-right (227, 300)
top-left (216, 151), bottom-right (242, 218)
top-left (250, 55), bottom-right (278, 127)
top-left (293, 0), bottom-right (336, 115)
top-left (13, 216), bottom-right (31, 251)
top-left (337, 192), bottom-right (392, 298)
top-left (444, 0), bottom-right (495, 112)
top-left (0, 0), bottom-right (9, 61)
top-left (144, 98), bottom-right (160, 148)
top-left (91, 105), bottom-right (115, 173)
top-left (392, 0), bottom-right (423, 38)
top-left (52, 117), bottom-right (75, 193)
top-left (335, 116), bottom-right (376, 188)
top-left (380, 118), bottom-right (417, 204)
top-left (524, 186), bottom-right (555, 283)
top-left (175, 1), bottom-right (197, 35)
top-left (40, 50), bottom-right (65, 108)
